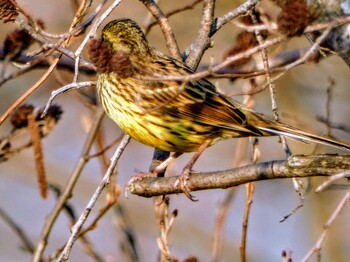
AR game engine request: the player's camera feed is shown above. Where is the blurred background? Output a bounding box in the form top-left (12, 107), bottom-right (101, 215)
top-left (0, 0), bottom-right (350, 261)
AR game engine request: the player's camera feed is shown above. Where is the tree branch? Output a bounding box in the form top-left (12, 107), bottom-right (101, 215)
top-left (140, 0), bottom-right (181, 59)
top-left (185, 0), bottom-right (215, 68)
top-left (129, 154), bottom-right (350, 197)
top-left (211, 0), bottom-right (258, 37)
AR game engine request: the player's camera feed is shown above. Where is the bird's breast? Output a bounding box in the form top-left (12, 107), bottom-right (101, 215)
top-left (97, 75), bottom-right (220, 152)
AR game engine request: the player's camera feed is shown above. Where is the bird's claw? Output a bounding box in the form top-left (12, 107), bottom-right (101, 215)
top-left (174, 168), bottom-right (197, 201)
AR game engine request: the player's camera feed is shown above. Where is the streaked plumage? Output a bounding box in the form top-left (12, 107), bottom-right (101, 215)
top-left (93, 18), bottom-right (350, 153)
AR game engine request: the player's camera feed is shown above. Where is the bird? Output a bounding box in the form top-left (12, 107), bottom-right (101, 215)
top-left (88, 18), bottom-right (350, 198)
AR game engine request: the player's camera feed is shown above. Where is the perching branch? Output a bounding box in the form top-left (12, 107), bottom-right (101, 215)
top-left (129, 154), bottom-right (350, 197)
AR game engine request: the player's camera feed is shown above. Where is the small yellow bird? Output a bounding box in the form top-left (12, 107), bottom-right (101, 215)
top-left (89, 18), bottom-right (350, 198)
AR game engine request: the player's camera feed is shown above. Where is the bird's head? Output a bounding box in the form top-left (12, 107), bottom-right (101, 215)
top-left (101, 18), bottom-right (152, 58)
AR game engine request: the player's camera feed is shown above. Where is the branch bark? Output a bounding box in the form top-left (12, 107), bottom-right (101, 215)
top-left (129, 154), bottom-right (350, 197)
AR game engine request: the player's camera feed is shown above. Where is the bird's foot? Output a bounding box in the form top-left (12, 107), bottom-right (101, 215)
top-left (174, 167), bottom-right (197, 201)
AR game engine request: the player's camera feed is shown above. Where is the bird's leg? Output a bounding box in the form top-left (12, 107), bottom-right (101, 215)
top-left (128, 152), bottom-right (182, 182)
top-left (175, 140), bottom-right (211, 201)
top-left (152, 152), bottom-right (183, 175)
top-left (126, 152), bottom-right (182, 197)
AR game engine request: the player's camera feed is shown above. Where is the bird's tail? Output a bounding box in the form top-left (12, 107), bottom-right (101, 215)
top-left (257, 120), bottom-right (350, 152)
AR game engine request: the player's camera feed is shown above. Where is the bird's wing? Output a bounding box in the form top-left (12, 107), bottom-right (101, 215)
top-left (162, 79), bottom-right (264, 135)
top-left (135, 55), bottom-right (263, 136)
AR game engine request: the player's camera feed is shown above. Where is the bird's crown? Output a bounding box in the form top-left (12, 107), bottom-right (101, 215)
top-left (101, 18), bottom-right (151, 57)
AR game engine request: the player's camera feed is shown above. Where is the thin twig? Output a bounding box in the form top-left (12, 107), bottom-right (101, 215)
top-left (144, 0), bottom-right (203, 34)
top-left (185, 0), bottom-right (215, 68)
top-left (155, 198), bottom-right (177, 261)
top-left (279, 202), bottom-right (304, 223)
top-left (73, 0), bottom-right (120, 82)
top-left (113, 204), bottom-right (140, 262)
top-left (42, 81), bottom-right (96, 117)
top-left (87, 134), bottom-right (124, 159)
top-left (239, 80), bottom-right (258, 262)
top-left (240, 182), bottom-right (254, 262)
top-left (18, 20), bottom-right (92, 67)
top-left (138, 36), bottom-right (285, 83)
top-left (317, 116), bottom-right (350, 134)
top-left (77, 194), bottom-right (119, 238)
top-left (315, 171), bottom-right (350, 193)
top-left (212, 138), bottom-right (249, 261)
top-left (212, 189), bottom-right (236, 261)
top-left (0, 0), bottom-right (100, 127)
top-left (140, 0), bottom-right (181, 59)
top-left (251, 25), bottom-right (334, 101)
top-left (57, 134), bottom-right (130, 261)
top-left (239, 141), bottom-right (259, 262)
top-left (47, 185), bottom-right (105, 262)
top-left (211, 0), bottom-right (258, 37)
top-left (325, 77), bottom-right (335, 137)
top-left (253, 9), bottom-right (292, 161)
top-left (32, 108), bottom-right (105, 262)
top-left (284, 28), bottom-right (332, 71)
top-left (300, 191), bottom-right (350, 262)
top-left (0, 207), bottom-right (34, 254)
top-left (0, 61), bottom-right (58, 125)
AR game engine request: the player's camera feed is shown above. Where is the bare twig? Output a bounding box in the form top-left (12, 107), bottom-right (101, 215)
top-left (77, 192), bottom-right (119, 238)
top-left (240, 182), bottom-right (254, 262)
top-left (73, 0), bottom-right (121, 82)
top-left (0, 61), bottom-right (58, 125)
top-left (279, 202), bottom-right (304, 223)
top-left (247, 25), bottom-right (334, 100)
top-left (48, 185), bottom-right (105, 262)
top-left (239, 80), bottom-right (258, 262)
top-left (113, 204), bottom-right (140, 262)
top-left (17, 20), bottom-right (91, 66)
top-left (185, 0), bottom-right (215, 68)
top-left (138, 36), bottom-right (285, 83)
top-left (212, 138), bottom-right (249, 261)
top-left (33, 108), bottom-right (105, 262)
top-left (283, 27), bottom-right (332, 71)
top-left (211, 0), bottom-right (258, 36)
top-left (317, 116), bottom-right (350, 134)
top-left (0, 0), bottom-right (102, 127)
top-left (57, 134), bottom-right (130, 261)
top-left (156, 198), bottom-right (178, 262)
top-left (71, 0), bottom-right (93, 28)
top-left (140, 0), bottom-right (181, 59)
top-left (144, 0), bottom-right (203, 34)
top-left (315, 171), bottom-right (350, 193)
top-left (0, 207), bottom-right (34, 254)
top-left (42, 81), bottom-right (96, 117)
top-left (251, 11), bottom-right (278, 119)
top-left (252, 10), bottom-right (292, 187)
top-left (87, 134), bottom-right (124, 159)
top-left (212, 189), bottom-right (236, 261)
top-left (301, 191), bottom-right (350, 262)
top-left (325, 77), bottom-right (335, 137)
